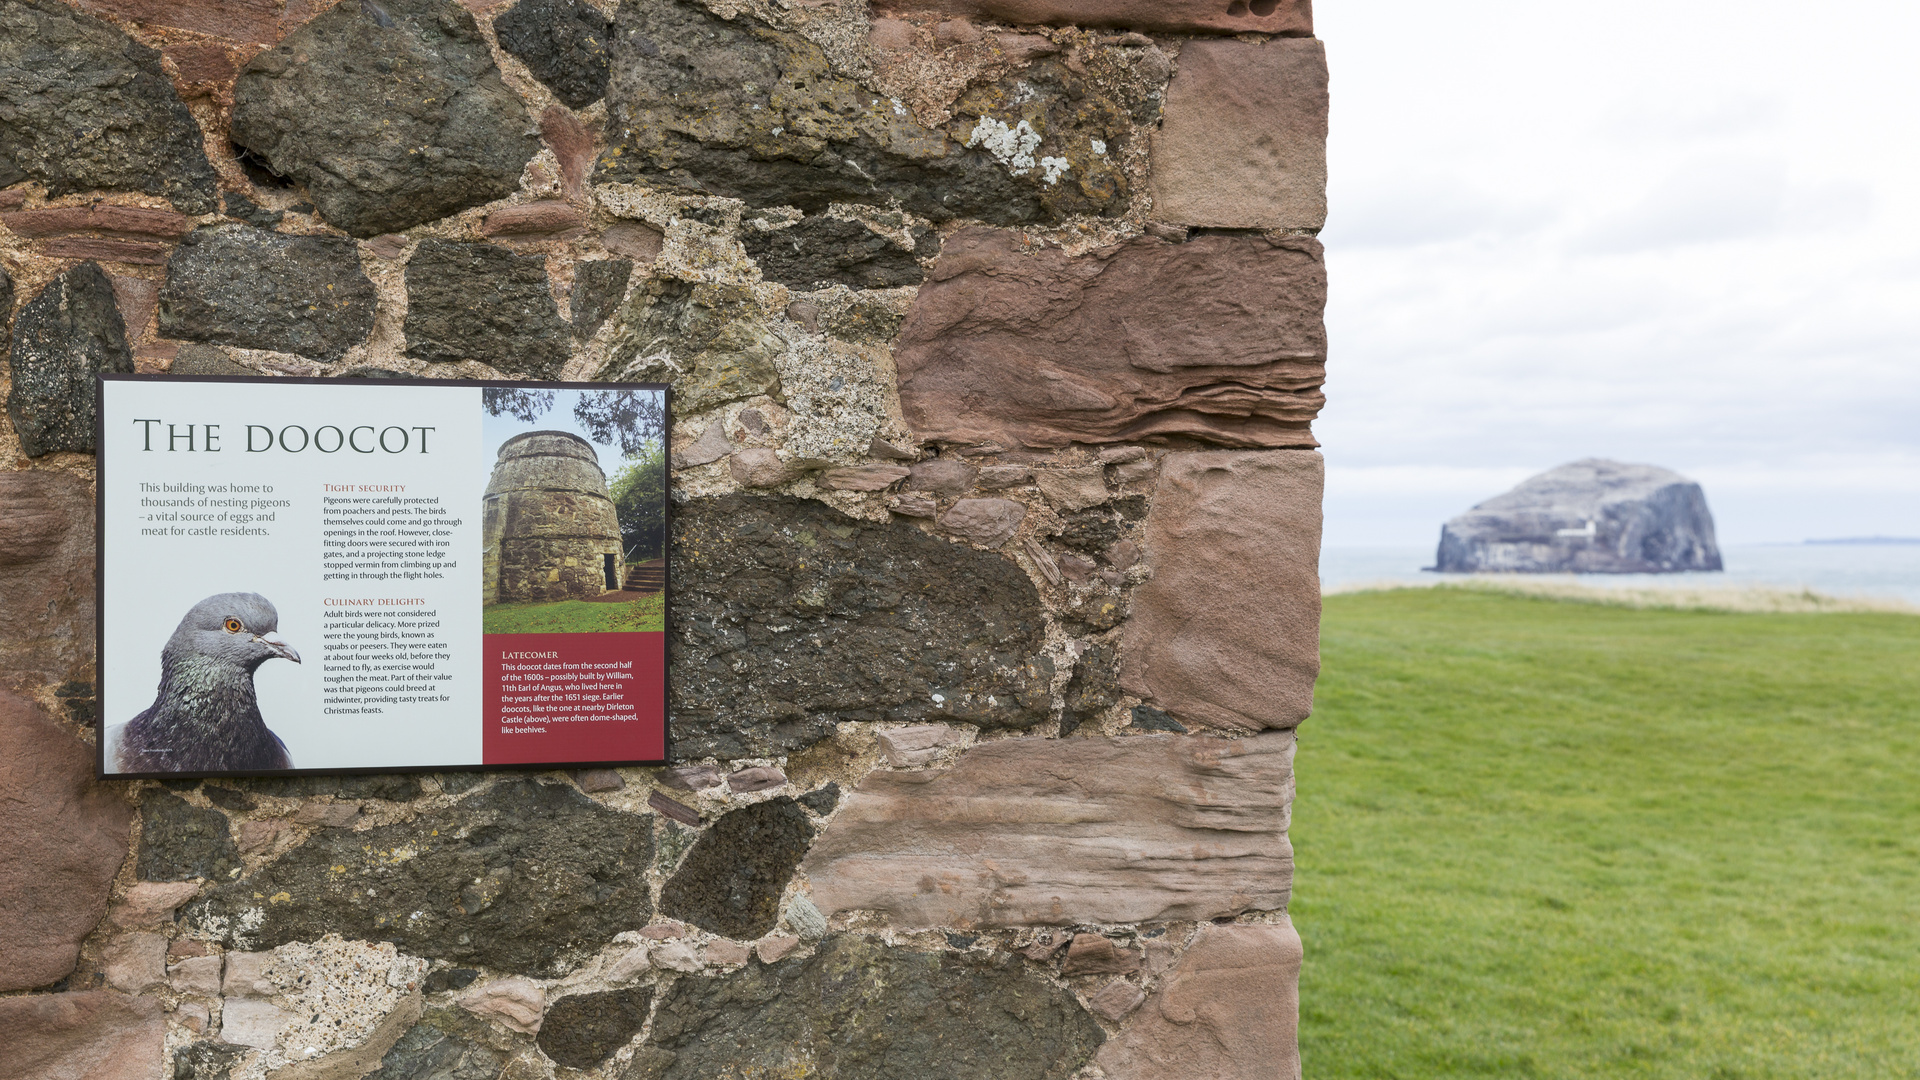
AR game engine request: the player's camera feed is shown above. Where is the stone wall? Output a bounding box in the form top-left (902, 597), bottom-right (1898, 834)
top-left (0, 1), bottom-right (1328, 1078)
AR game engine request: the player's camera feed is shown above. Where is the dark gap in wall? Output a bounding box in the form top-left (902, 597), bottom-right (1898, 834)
top-left (1188, 227), bottom-right (1268, 241)
top-left (231, 141), bottom-right (294, 189)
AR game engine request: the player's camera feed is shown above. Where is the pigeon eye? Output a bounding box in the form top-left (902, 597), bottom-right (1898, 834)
top-left (223, 618), bottom-right (245, 634)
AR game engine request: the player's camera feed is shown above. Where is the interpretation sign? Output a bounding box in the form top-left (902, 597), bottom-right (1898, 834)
top-left (96, 375), bottom-right (670, 778)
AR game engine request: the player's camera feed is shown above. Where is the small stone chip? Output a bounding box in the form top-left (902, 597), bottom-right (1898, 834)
top-left (938, 498), bottom-right (1027, 547)
top-left (1061, 934), bottom-right (1142, 976)
top-left (729, 448), bottom-right (806, 489)
top-left (423, 967), bottom-right (480, 994)
top-left (1128, 705), bottom-right (1188, 734)
top-left (726, 766), bottom-right (787, 793)
top-left (868, 437), bottom-right (918, 461)
top-left (100, 932), bottom-right (166, 993)
top-left (167, 954), bottom-right (222, 996)
top-left (875, 724), bottom-right (963, 768)
top-left (572, 768), bottom-right (626, 793)
top-left (607, 944), bottom-right (651, 983)
top-left (1023, 538), bottom-right (1063, 587)
top-left (1036, 466), bottom-right (1112, 512)
top-left (109, 882), bottom-right (201, 928)
top-left (1022, 931), bottom-right (1069, 961)
top-left (1110, 457), bottom-right (1158, 484)
top-left (755, 934), bottom-right (800, 964)
top-left (1087, 978), bottom-right (1147, 1021)
top-left (660, 764), bottom-right (722, 791)
top-left (670, 423), bottom-right (732, 471)
top-left (458, 976), bottom-right (545, 1034)
top-left (818, 465), bottom-right (911, 491)
top-left (889, 493), bottom-right (938, 518)
top-left (650, 940), bottom-right (701, 972)
top-left (907, 459), bottom-right (977, 495)
top-left (796, 783), bottom-right (840, 816)
top-left (978, 465), bottom-right (1032, 489)
top-left (291, 800), bottom-right (361, 828)
top-left (648, 791), bottom-right (702, 827)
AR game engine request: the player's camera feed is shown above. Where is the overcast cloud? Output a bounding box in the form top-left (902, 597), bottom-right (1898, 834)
top-left (1312, 0), bottom-right (1920, 546)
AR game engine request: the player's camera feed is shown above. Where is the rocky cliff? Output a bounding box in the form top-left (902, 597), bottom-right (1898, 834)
top-left (1434, 459), bottom-right (1722, 573)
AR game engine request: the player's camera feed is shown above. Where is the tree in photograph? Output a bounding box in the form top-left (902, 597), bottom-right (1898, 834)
top-left (481, 387), bottom-right (665, 456)
top-left (574, 389), bottom-right (665, 456)
top-left (609, 440), bottom-right (668, 561)
top-left (481, 386), bottom-right (556, 422)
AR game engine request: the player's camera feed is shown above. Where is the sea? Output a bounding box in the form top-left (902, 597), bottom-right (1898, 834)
top-left (1320, 541), bottom-right (1920, 607)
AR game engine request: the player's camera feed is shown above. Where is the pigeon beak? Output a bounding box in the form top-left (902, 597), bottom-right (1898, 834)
top-left (256, 633), bottom-right (301, 664)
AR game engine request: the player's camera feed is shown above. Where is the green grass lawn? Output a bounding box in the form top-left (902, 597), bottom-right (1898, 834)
top-left (1295, 588), bottom-right (1920, 1079)
top-left (482, 593), bottom-right (664, 634)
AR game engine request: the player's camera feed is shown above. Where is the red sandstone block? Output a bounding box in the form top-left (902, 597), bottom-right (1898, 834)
top-left (108, 275), bottom-right (159, 344)
top-left (481, 201), bottom-right (585, 237)
top-left (165, 42), bottom-right (240, 89)
top-left (1151, 37), bottom-right (1328, 230)
top-left (1095, 921), bottom-right (1304, 1080)
top-left (541, 106), bottom-right (596, 201)
top-left (2, 205), bottom-right (191, 239)
top-left (894, 227), bottom-right (1326, 450)
top-left (871, 0), bottom-right (1311, 35)
top-left (1120, 449), bottom-right (1323, 732)
top-left (0, 693), bottom-right (135, 993)
top-left (72, 0), bottom-right (286, 44)
top-left (802, 732), bottom-right (1296, 926)
top-left (37, 237), bottom-right (172, 265)
top-left (0, 991), bottom-right (165, 1080)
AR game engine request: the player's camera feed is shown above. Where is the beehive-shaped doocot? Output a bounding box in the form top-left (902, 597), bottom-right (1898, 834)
top-left (481, 431), bottom-right (624, 604)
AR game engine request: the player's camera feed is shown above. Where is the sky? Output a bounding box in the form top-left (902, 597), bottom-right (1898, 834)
top-left (1311, 0), bottom-right (1920, 547)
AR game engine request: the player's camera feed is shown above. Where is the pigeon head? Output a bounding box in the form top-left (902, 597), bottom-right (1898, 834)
top-left (163, 592), bottom-right (301, 674)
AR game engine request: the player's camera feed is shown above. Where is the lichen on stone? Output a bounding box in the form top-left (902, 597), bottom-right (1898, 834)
top-left (669, 494), bottom-right (1054, 760)
top-left (185, 780), bottom-right (654, 977)
top-left (658, 796), bottom-right (813, 939)
top-left (632, 935), bottom-right (1104, 1080)
top-left (595, 0), bottom-right (1132, 224)
top-left (598, 278), bottom-right (786, 415)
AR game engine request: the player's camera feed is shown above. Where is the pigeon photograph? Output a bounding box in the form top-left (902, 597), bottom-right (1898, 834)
top-left (103, 592), bottom-right (302, 775)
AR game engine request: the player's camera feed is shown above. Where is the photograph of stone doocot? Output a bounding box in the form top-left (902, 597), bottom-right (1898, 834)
top-left (482, 431), bottom-right (626, 604)
top-left (0, 0), bottom-right (1330, 1077)
top-left (480, 386), bottom-right (669, 633)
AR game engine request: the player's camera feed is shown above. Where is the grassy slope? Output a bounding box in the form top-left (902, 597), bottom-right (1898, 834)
top-left (482, 594), bottom-right (665, 634)
top-left (1295, 589), bottom-right (1920, 1079)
